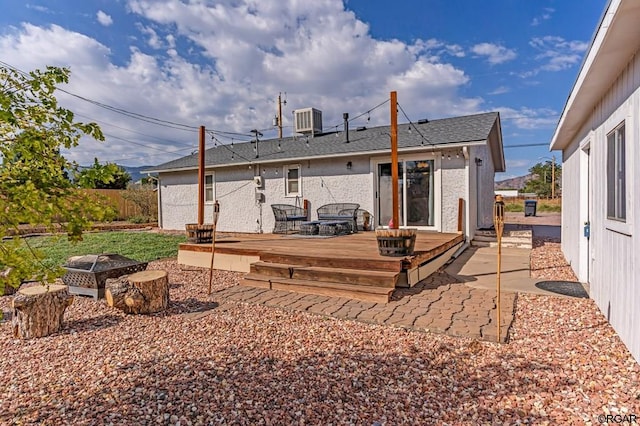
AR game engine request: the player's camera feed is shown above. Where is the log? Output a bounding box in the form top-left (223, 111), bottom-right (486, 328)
top-left (12, 284), bottom-right (73, 339)
top-left (105, 270), bottom-right (169, 314)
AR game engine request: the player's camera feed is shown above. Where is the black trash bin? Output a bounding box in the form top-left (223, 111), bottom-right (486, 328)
top-left (524, 200), bottom-right (537, 217)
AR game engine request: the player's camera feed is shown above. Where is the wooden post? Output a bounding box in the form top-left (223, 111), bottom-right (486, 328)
top-left (493, 195), bottom-right (505, 342)
top-left (457, 198), bottom-right (464, 233)
top-left (390, 91), bottom-right (399, 229)
top-left (208, 200), bottom-right (220, 295)
top-left (198, 125), bottom-right (205, 225)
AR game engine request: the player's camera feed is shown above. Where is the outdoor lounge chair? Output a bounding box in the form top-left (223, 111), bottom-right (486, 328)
top-left (316, 203), bottom-right (360, 233)
top-left (271, 204), bottom-right (308, 234)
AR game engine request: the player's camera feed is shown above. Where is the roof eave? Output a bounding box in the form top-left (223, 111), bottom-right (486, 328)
top-left (551, 0), bottom-right (640, 151)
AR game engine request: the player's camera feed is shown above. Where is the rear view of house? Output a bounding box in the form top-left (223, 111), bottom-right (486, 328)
top-left (550, 0), bottom-right (640, 362)
top-left (146, 110), bottom-right (504, 243)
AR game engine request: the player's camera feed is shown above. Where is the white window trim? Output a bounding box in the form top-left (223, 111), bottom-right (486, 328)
top-left (204, 172), bottom-right (215, 204)
top-left (284, 164), bottom-right (302, 198)
top-left (604, 118), bottom-right (631, 236)
top-left (370, 154), bottom-right (441, 231)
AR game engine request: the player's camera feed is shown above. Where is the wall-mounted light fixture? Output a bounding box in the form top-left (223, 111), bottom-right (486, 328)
top-left (475, 157), bottom-right (483, 166)
top-left (346, 161), bottom-right (352, 170)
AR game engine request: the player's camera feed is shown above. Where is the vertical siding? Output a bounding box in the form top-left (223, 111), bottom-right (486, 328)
top-left (560, 142), bottom-right (583, 278)
top-left (561, 50), bottom-right (640, 362)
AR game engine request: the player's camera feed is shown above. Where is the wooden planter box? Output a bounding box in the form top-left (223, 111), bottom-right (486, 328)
top-left (375, 228), bottom-right (417, 257)
top-left (185, 224), bottom-right (214, 243)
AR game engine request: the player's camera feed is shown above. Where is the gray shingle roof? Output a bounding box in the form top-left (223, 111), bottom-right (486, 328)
top-left (146, 111), bottom-right (500, 172)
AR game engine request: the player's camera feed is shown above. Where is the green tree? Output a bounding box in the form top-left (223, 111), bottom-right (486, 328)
top-left (523, 160), bottom-right (561, 198)
top-left (0, 65), bottom-right (114, 295)
top-left (122, 183), bottom-right (158, 222)
top-left (74, 158), bottom-right (131, 189)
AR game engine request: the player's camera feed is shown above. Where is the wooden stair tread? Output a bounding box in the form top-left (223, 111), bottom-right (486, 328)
top-left (249, 262), bottom-right (399, 288)
top-left (260, 252), bottom-right (402, 272)
top-left (242, 274), bottom-right (395, 295)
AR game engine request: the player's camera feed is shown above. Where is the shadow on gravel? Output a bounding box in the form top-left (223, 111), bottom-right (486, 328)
top-left (165, 298), bottom-right (219, 315)
top-left (62, 314), bottom-right (124, 333)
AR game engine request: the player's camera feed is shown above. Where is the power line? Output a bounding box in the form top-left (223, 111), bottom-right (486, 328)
top-left (324, 98), bottom-right (391, 133)
top-left (396, 102), bottom-right (435, 146)
top-left (503, 143), bottom-right (550, 148)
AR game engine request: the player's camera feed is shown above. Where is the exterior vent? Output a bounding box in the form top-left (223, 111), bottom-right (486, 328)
top-left (294, 108), bottom-right (323, 136)
top-left (356, 126), bottom-right (367, 131)
top-left (417, 118), bottom-right (429, 124)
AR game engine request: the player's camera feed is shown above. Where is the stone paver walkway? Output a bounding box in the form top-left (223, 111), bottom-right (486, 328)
top-left (213, 271), bottom-right (516, 343)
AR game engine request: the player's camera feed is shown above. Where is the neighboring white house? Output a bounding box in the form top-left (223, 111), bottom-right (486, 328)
top-left (494, 189), bottom-right (519, 198)
top-left (550, 0), bottom-right (640, 363)
top-left (146, 111), bottom-right (504, 241)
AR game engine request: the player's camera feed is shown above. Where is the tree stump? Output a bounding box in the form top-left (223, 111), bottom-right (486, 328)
top-left (105, 270), bottom-right (169, 314)
top-left (12, 284), bottom-right (74, 339)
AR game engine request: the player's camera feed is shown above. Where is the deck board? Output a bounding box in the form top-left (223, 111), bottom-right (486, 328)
top-left (179, 231), bottom-right (463, 272)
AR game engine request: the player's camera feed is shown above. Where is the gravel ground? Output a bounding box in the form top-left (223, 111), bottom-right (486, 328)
top-left (1, 244), bottom-right (639, 425)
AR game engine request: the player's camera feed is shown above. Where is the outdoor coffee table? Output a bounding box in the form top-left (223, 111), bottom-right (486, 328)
top-left (300, 221), bottom-right (321, 235)
top-left (62, 254), bottom-right (148, 299)
top-left (318, 221), bottom-right (350, 236)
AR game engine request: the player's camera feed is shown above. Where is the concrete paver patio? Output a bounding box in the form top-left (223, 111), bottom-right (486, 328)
top-left (214, 270), bottom-right (516, 343)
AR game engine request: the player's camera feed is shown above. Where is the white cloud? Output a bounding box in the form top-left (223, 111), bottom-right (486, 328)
top-left (488, 86), bottom-right (510, 95)
top-left (531, 7), bottom-right (555, 26)
top-left (97, 10), bottom-right (113, 27)
top-left (498, 106), bottom-right (558, 129)
top-left (26, 4), bottom-right (51, 13)
top-left (471, 43), bottom-right (517, 65)
top-left (136, 23), bottom-right (163, 49)
top-left (1, 0), bottom-right (487, 166)
top-left (527, 36), bottom-right (589, 74)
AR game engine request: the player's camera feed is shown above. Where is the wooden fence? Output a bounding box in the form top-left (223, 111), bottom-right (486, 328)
top-left (83, 189), bottom-right (157, 220)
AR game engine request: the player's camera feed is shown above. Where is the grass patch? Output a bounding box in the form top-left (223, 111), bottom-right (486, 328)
top-left (25, 231), bottom-right (187, 270)
top-left (504, 198), bottom-right (561, 213)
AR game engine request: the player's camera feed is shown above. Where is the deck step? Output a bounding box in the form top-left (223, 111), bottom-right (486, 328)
top-left (292, 266), bottom-right (398, 288)
top-left (250, 261), bottom-right (295, 278)
top-left (250, 262), bottom-right (399, 288)
top-left (471, 238), bottom-right (532, 249)
top-left (260, 252), bottom-right (401, 272)
top-left (240, 274), bottom-right (394, 304)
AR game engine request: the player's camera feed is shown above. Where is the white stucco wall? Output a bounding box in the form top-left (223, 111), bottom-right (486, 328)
top-left (158, 156), bottom-right (373, 233)
top-left (473, 145), bottom-right (496, 230)
top-left (440, 156), bottom-right (466, 233)
top-left (157, 144), bottom-right (495, 240)
top-left (157, 170), bottom-right (199, 230)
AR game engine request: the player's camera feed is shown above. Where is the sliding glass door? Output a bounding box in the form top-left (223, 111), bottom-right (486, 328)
top-left (377, 158), bottom-right (435, 229)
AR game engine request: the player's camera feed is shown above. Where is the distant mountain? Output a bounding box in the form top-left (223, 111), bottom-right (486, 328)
top-left (494, 174), bottom-right (533, 190)
top-left (120, 165), bottom-right (154, 183)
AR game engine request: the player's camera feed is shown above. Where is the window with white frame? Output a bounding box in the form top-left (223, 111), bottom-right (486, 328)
top-left (606, 123), bottom-right (625, 221)
top-left (205, 173), bottom-right (215, 203)
top-left (284, 165), bottom-right (301, 197)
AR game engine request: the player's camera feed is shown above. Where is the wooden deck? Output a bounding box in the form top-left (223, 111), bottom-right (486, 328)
top-left (178, 231), bottom-right (464, 303)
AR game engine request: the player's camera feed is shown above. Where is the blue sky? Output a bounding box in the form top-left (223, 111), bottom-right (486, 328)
top-left (0, 0), bottom-right (604, 179)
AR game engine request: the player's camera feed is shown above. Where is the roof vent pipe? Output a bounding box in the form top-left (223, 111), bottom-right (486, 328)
top-left (343, 112), bottom-right (349, 143)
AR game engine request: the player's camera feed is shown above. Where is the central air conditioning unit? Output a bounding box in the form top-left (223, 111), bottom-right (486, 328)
top-left (253, 176), bottom-right (263, 187)
top-left (294, 108), bottom-right (323, 136)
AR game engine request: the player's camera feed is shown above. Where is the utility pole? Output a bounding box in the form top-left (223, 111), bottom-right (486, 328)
top-left (551, 155), bottom-right (556, 199)
top-left (250, 129), bottom-right (263, 158)
top-left (277, 92), bottom-right (286, 139)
